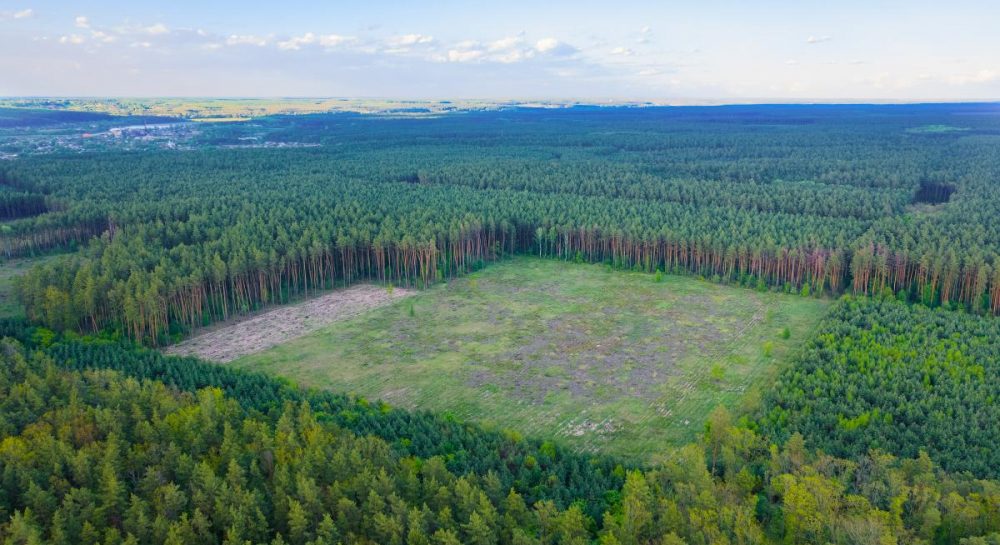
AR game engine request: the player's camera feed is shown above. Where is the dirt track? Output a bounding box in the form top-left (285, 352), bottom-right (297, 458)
top-left (164, 284), bottom-right (412, 362)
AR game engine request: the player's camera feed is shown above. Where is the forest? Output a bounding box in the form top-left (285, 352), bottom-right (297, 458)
top-left (2, 332), bottom-right (1000, 545)
top-left (4, 105), bottom-right (1000, 345)
top-left (1, 103), bottom-right (1000, 544)
top-left (761, 296), bottom-right (1000, 477)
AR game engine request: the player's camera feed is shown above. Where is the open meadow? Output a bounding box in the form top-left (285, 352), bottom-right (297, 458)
top-left (232, 257), bottom-right (828, 458)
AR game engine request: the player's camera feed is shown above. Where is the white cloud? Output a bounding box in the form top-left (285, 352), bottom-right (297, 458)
top-left (91, 30), bottom-right (116, 43)
top-left (447, 48), bottom-right (485, 63)
top-left (143, 23), bottom-right (169, 35)
top-left (433, 35), bottom-right (579, 63)
top-left (493, 50), bottom-right (531, 63)
top-left (641, 26), bottom-right (651, 34)
top-left (59, 34), bottom-right (86, 45)
top-left (806, 35), bottom-right (832, 44)
top-left (25, 21), bottom-right (588, 87)
top-left (433, 40), bottom-right (483, 62)
top-left (70, 17), bottom-right (121, 45)
top-left (318, 34), bottom-right (352, 47)
top-left (389, 33), bottom-right (433, 47)
top-left (488, 36), bottom-right (522, 51)
top-left (435, 35), bottom-right (577, 64)
top-left (107, 21), bottom-right (172, 38)
top-left (1, 8), bottom-right (34, 21)
top-left (277, 33), bottom-right (314, 50)
top-left (277, 32), bottom-right (352, 51)
top-left (610, 46), bottom-right (634, 56)
top-left (535, 37), bottom-right (560, 52)
top-left (535, 38), bottom-right (576, 56)
top-left (227, 34), bottom-right (269, 47)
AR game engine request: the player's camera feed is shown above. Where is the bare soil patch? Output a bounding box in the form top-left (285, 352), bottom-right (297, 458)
top-left (165, 285), bottom-right (412, 362)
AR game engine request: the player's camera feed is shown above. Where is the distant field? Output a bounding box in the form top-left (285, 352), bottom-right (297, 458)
top-left (232, 258), bottom-right (828, 458)
top-left (0, 98), bottom-right (504, 120)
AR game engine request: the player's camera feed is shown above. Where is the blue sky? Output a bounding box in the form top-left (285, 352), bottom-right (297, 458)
top-left (2, 0), bottom-right (999, 100)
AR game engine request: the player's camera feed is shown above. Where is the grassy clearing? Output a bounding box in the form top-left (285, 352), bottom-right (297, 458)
top-left (232, 257), bottom-right (829, 459)
top-left (0, 254), bottom-right (62, 319)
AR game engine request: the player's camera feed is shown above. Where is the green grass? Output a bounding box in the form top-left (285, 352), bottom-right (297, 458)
top-left (232, 257), bottom-right (829, 459)
top-left (0, 254), bottom-right (62, 319)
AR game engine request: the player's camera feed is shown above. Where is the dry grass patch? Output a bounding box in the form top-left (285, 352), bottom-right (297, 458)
top-left (165, 284), bottom-right (413, 362)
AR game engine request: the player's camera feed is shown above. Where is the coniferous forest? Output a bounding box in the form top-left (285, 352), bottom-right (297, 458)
top-left (2, 329), bottom-right (999, 545)
top-left (1, 103), bottom-right (1000, 544)
top-left (5, 106), bottom-right (1000, 345)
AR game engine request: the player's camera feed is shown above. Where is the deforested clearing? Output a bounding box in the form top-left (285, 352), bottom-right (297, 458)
top-left (232, 257), bottom-right (829, 458)
top-left (165, 284), bottom-right (413, 362)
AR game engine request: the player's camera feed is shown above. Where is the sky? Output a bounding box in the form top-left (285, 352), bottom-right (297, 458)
top-left (2, 0), bottom-right (999, 101)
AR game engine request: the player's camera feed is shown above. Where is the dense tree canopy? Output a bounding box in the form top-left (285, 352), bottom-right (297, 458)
top-left (0, 321), bottom-right (624, 522)
top-left (5, 105), bottom-right (1000, 344)
top-left (2, 337), bottom-right (999, 545)
top-left (761, 296), bottom-right (1000, 477)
